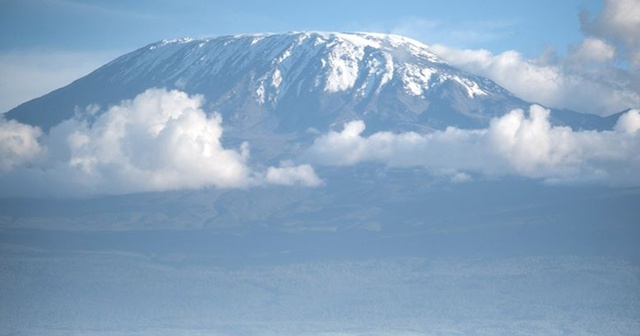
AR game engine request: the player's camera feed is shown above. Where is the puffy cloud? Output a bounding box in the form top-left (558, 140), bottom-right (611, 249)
top-left (265, 162), bottom-right (323, 187)
top-left (52, 88), bottom-right (251, 193)
top-left (304, 105), bottom-right (640, 186)
top-left (0, 117), bottom-right (43, 172)
top-left (571, 37), bottom-right (616, 62)
top-left (0, 88), bottom-right (320, 197)
top-left (614, 109), bottom-right (640, 134)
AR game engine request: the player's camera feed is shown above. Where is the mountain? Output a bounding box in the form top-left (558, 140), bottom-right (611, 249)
top-left (2, 32), bottom-right (640, 335)
top-left (5, 32), bottom-right (614, 135)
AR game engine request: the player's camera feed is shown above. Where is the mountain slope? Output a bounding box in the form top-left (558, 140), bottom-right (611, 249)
top-left (6, 32), bottom-right (612, 135)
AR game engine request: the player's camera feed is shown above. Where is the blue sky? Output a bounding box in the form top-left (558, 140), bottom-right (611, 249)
top-left (1, 0), bottom-right (638, 115)
top-left (1, 0), bottom-right (600, 54)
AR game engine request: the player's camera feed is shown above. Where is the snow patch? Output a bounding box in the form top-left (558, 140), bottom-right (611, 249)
top-left (402, 64), bottom-right (435, 96)
top-left (321, 38), bottom-right (366, 92)
top-left (149, 38), bottom-right (194, 50)
top-left (453, 76), bottom-right (487, 97)
top-left (256, 84), bottom-right (266, 104)
top-left (272, 68), bottom-right (283, 89)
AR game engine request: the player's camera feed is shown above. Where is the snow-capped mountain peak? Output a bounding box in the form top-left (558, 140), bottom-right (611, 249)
top-left (7, 32), bottom-right (610, 133)
top-left (130, 32), bottom-right (474, 100)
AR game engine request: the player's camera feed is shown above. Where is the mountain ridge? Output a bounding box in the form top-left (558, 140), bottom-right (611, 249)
top-left (6, 31), bottom-right (616, 134)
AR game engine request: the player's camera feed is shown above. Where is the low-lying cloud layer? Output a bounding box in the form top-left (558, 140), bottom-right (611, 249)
top-left (0, 88), bottom-right (320, 197)
top-left (2, 89), bottom-right (639, 197)
top-left (304, 105), bottom-right (640, 186)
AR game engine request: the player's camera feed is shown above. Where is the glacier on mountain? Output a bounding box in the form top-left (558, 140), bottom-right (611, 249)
top-left (5, 32), bottom-right (553, 133)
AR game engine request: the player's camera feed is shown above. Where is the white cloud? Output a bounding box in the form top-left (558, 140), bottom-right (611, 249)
top-left (0, 88), bottom-right (320, 197)
top-left (614, 108), bottom-right (640, 134)
top-left (571, 37), bottom-right (616, 62)
top-left (451, 172), bottom-right (472, 183)
top-left (430, 45), bottom-right (640, 115)
top-left (304, 105), bottom-right (640, 186)
top-left (0, 117), bottom-right (43, 172)
top-left (581, 0), bottom-right (640, 67)
top-left (424, 0), bottom-right (640, 116)
top-left (265, 161), bottom-right (323, 187)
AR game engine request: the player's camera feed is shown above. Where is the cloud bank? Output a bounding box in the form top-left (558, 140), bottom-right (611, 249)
top-left (0, 88), bottom-right (320, 197)
top-left (304, 105), bottom-right (640, 186)
top-left (2, 90), bottom-right (639, 197)
top-left (429, 0), bottom-right (640, 116)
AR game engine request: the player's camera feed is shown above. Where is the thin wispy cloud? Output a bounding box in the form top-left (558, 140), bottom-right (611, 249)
top-left (391, 18), bottom-right (516, 49)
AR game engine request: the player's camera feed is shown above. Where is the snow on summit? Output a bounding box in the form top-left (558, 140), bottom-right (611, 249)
top-left (134, 32), bottom-right (450, 98)
top-left (8, 31), bottom-right (521, 133)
